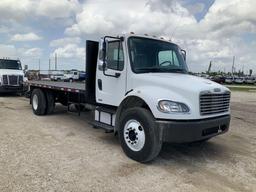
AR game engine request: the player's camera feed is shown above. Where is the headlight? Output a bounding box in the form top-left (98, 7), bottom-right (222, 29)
top-left (158, 100), bottom-right (190, 113)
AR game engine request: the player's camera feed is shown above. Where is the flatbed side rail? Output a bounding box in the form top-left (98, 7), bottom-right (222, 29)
top-left (25, 82), bottom-right (85, 93)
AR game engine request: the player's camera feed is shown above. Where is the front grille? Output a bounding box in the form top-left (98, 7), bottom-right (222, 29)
top-left (18, 75), bottom-right (23, 84)
top-left (3, 75), bottom-right (8, 85)
top-left (8, 75), bottom-right (18, 85)
top-left (1, 75), bottom-right (22, 85)
top-left (200, 91), bottom-right (230, 116)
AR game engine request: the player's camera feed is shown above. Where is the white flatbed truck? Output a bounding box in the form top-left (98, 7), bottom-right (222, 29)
top-left (26, 34), bottom-right (231, 162)
top-left (0, 59), bottom-right (26, 93)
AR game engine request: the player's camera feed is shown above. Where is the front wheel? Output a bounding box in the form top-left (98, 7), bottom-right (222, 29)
top-left (118, 107), bottom-right (162, 163)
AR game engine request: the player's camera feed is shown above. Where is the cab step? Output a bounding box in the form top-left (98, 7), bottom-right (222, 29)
top-left (93, 106), bottom-right (116, 133)
top-left (91, 121), bottom-right (114, 133)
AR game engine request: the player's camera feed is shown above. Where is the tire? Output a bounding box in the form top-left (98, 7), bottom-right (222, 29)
top-left (31, 89), bottom-right (47, 115)
top-left (118, 107), bottom-right (162, 163)
top-left (46, 91), bottom-right (55, 114)
top-left (69, 78), bottom-right (73, 82)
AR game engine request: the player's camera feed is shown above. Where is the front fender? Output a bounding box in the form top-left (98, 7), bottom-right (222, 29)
top-left (125, 86), bottom-right (198, 120)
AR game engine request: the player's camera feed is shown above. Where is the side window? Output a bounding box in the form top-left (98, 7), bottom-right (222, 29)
top-left (106, 41), bottom-right (124, 71)
top-left (158, 50), bottom-right (179, 67)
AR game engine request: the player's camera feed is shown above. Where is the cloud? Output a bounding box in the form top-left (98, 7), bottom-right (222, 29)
top-left (52, 44), bottom-right (84, 58)
top-left (66, 0), bottom-right (254, 72)
top-left (64, 24), bottom-right (81, 36)
top-left (0, 0), bottom-right (80, 21)
top-left (11, 33), bottom-right (42, 42)
top-left (185, 3), bottom-right (205, 15)
top-left (69, 0), bottom-right (196, 36)
top-left (21, 48), bottom-right (43, 57)
top-left (50, 37), bottom-right (81, 47)
top-left (0, 44), bottom-right (42, 60)
top-left (1, 0), bottom-right (256, 72)
top-left (37, 0), bottom-right (80, 19)
top-left (0, 44), bottom-right (17, 58)
top-left (0, 0), bottom-right (34, 21)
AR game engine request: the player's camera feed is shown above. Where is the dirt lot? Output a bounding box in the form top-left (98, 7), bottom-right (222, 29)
top-left (0, 91), bottom-right (256, 192)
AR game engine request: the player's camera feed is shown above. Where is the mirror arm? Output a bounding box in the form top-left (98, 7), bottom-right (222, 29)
top-left (181, 49), bottom-right (186, 61)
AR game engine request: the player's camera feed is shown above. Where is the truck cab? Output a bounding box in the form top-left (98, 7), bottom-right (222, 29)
top-left (95, 34), bottom-right (230, 161)
top-left (64, 70), bottom-right (79, 82)
top-left (0, 59), bottom-right (25, 93)
top-left (28, 33), bottom-right (231, 162)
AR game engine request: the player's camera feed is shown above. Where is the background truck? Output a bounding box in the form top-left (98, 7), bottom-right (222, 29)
top-left (50, 74), bottom-right (65, 81)
top-left (26, 34), bottom-right (231, 162)
top-left (63, 70), bottom-right (85, 82)
top-left (0, 59), bottom-right (26, 94)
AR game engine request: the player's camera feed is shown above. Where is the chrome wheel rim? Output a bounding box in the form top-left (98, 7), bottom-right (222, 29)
top-left (32, 94), bottom-right (38, 110)
top-left (123, 119), bottom-right (145, 151)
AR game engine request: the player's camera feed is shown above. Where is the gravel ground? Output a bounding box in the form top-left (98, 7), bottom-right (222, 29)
top-left (0, 91), bottom-right (256, 192)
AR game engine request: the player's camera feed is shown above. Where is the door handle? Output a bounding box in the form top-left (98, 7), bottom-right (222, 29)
top-left (98, 79), bottom-right (102, 90)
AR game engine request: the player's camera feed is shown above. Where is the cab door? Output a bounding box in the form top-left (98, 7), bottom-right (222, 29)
top-left (96, 39), bottom-right (127, 106)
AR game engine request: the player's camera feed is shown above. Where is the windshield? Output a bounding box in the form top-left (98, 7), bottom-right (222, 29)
top-left (128, 37), bottom-right (188, 73)
top-left (0, 59), bottom-right (22, 70)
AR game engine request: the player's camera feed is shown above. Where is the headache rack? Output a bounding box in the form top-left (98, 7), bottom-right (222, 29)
top-left (200, 91), bottom-right (230, 116)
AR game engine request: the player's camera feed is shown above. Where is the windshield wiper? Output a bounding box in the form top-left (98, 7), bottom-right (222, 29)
top-left (136, 67), bottom-right (186, 73)
top-left (136, 67), bottom-right (164, 72)
top-left (168, 68), bottom-right (186, 73)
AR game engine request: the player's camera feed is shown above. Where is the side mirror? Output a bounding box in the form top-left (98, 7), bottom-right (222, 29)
top-left (24, 65), bottom-right (28, 70)
top-left (101, 36), bottom-right (123, 78)
top-left (181, 49), bottom-right (186, 61)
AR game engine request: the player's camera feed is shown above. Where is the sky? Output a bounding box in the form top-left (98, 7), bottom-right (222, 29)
top-left (0, 0), bottom-right (255, 74)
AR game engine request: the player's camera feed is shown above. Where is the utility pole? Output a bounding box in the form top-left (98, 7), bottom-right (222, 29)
top-left (49, 59), bottom-right (51, 73)
top-left (55, 53), bottom-right (57, 71)
top-left (207, 61), bottom-right (212, 74)
top-left (85, 41), bottom-right (86, 72)
top-left (232, 56), bottom-right (235, 75)
top-left (38, 59), bottom-right (41, 80)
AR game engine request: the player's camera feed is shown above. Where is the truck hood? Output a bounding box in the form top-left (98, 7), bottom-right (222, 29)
top-left (0, 69), bottom-right (24, 76)
top-left (130, 73), bottom-right (230, 120)
top-left (133, 73), bottom-right (229, 94)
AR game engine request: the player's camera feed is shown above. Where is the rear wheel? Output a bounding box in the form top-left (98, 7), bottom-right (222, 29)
top-left (31, 89), bottom-right (47, 115)
top-left (118, 107), bottom-right (162, 163)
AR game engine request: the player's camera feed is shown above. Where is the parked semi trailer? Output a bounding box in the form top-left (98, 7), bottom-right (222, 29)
top-left (25, 34), bottom-right (231, 162)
